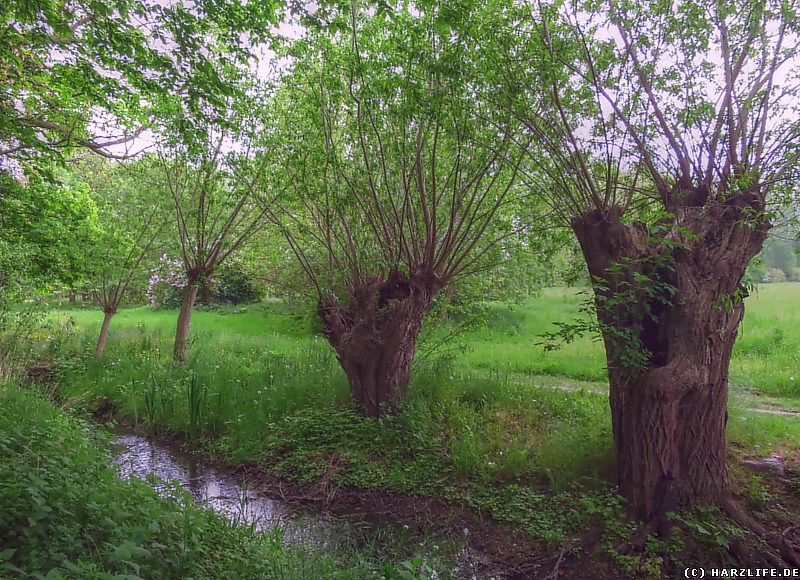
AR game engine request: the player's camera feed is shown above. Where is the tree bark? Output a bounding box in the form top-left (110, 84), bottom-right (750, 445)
top-left (318, 270), bottom-right (437, 417)
top-left (95, 309), bottom-right (115, 359)
top-left (173, 284), bottom-right (198, 365)
top-left (571, 200), bottom-right (769, 520)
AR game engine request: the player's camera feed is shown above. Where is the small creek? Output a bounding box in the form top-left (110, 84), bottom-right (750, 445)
top-left (111, 430), bottom-right (485, 578)
top-left (112, 431), bottom-right (321, 539)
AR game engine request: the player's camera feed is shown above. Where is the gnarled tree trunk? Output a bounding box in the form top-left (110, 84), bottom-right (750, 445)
top-left (572, 199), bottom-right (768, 520)
top-left (95, 309), bottom-right (116, 359)
top-left (318, 270), bottom-right (437, 417)
top-left (173, 283), bottom-right (198, 365)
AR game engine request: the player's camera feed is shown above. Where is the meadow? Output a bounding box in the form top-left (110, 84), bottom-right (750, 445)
top-left (42, 284), bottom-right (800, 482)
top-left (50, 282), bottom-right (800, 407)
top-left (454, 283), bottom-right (800, 399)
top-left (7, 283), bottom-right (799, 577)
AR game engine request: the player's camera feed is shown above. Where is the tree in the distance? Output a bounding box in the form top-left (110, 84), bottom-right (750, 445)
top-left (67, 156), bottom-right (171, 357)
top-left (159, 128), bottom-right (274, 364)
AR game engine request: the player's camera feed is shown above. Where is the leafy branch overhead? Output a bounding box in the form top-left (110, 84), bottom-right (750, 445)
top-left (0, 0), bottom-right (280, 168)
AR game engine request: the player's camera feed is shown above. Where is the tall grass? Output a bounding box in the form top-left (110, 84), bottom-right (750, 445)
top-left (55, 323), bottom-right (349, 461)
top-left (47, 284), bottom-right (799, 482)
top-left (28, 285), bottom-right (800, 560)
top-left (187, 371), bottom-right (205, 440)
top-left (53, 315), bottom-right (616, 487)
top-left (50, 284), bottom-right (800, 397)
top-left (729, 284), bottom-right (800, 397)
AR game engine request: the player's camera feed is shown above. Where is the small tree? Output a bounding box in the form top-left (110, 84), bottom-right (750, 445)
top-left (260, 5), bottom-right (527, 416)
top-left (159, 128), bottom-right (273, 364)
top-left (69, 156), bottom-right (170, 357)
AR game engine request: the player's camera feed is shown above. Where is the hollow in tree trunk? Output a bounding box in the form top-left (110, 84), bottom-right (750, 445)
top-left (571, 199), bottom-right (768, 520)
top-left (95, 309), bottom-right (116, 359)
top-left (318, 270), bottom-right (438, 417)
top-left (173, 284), bottom-right (198, 364)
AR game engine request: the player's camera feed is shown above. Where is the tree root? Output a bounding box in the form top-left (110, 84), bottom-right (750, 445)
top-left (723, 498), bottom-right (800, 568)
top-left (612, 500), bottom-right (800, 570)
top-left (614, 514), bottom-right (671, 555)
top-left (544, 542), bottom-right (571, 580)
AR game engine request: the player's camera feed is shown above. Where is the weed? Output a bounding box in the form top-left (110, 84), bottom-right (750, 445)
top-left (187, 371), bottom-right (206, 440)
top-left (22, 284), bottom-right (799, 576)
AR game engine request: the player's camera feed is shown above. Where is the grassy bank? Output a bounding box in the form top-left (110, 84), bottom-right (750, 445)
top-left (42, 284), bottom-right (800, 494)
top-left (0, 383), bottom-right (376, 579)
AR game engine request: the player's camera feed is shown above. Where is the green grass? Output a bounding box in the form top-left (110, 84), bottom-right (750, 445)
top-left (13, 284), bottom-right (800, 576)
top-left (730, 283), bottom-right (800, 397)
top-left (43, 284), bottom-right (799, 481)
top-left (47, 284), bottom-right (800, 399)
top-left (727, 406), bottom-right (800, 455)
top-left (52, 300), bottom-right (320, 354)
top-left (46, 298), bottom-right (623, 548)
top-left (52, 322), bottom-right (616, 494)
top-left (55, 323), bottom-right (350, 458)
top-left (40, 285), bottom-right (796, 520)
top-left (450, 283), bottom-right (800, 399)
top-left (451, 288), bottom-right (608, 382)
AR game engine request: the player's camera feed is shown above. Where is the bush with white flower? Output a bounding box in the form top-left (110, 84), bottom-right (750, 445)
top-left (147, 255), bottom-right (259, 308)
top-left (147, 255), bottom-right (190, 307)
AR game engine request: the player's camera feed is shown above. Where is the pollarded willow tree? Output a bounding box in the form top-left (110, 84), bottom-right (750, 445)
top-left (258, 4), bottom-right (528, 417)
top-left (158, 125), bottom-right (275, 364)
top-left (67, 156), bottom-right (170, 358)
top-left (481, 0), bottom-right (800, 538)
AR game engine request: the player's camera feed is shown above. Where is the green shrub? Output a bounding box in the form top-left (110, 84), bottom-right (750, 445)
top-left (215, 262), bottom-right (263, 305)
top-left (764, 267), bottom-right (786, 282)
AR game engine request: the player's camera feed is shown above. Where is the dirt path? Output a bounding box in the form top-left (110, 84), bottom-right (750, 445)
top-left (743, 407), bottom-right (800, 416)
top-left (471, 370), bottom-right (800, 418)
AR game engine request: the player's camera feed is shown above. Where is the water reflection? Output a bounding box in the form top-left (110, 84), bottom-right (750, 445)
top-left (112, 432), bottom-right (322, 540)
top-left (111, 430), bottom-right (484, 578)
